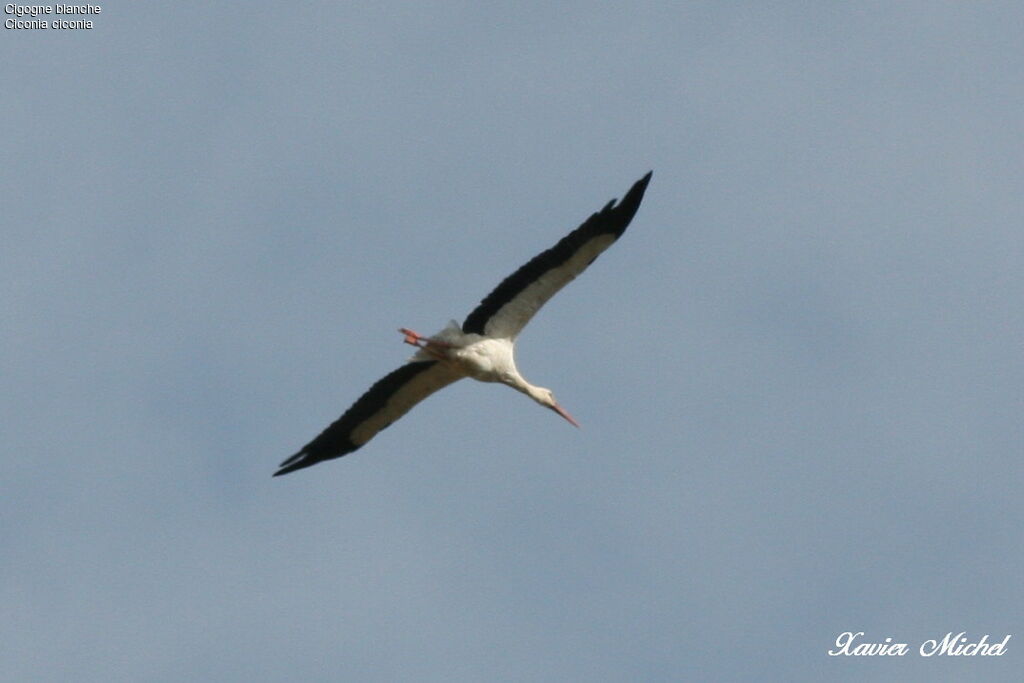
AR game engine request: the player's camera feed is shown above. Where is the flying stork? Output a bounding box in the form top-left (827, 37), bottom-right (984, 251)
top-left (274, 172), bottom-right (652, 476)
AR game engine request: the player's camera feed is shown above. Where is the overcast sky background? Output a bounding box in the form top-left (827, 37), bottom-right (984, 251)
top-left (4, 3), bottom-right (1022, 681)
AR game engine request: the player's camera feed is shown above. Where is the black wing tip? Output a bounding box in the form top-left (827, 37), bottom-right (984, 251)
top-left (593, 171), bottom-right (653, 238)
top-left (616, 171), bottom-right (653, 211)
top-left (272, 450), bottom-right (315, 477)
top-left (603, 172), bottom-right (652, 206)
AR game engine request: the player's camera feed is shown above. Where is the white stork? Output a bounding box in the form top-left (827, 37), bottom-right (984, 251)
top-left (274, 172), bottom-right (652, 476)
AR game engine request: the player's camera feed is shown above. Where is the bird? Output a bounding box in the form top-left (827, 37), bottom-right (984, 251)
top-left (274, 171), bottom-right (652, 476)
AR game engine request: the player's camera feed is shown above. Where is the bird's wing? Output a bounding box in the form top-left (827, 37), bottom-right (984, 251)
top-left (274, 360), bottom-right (463, 476)
top-left (462, 172), bottom-right (652, 340)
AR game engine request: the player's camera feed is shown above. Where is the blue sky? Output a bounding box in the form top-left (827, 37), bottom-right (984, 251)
top-left (4, 3), bottom-right (1022, 681)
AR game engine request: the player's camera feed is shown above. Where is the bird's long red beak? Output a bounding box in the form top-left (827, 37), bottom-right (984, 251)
top-left (552, 402), bottom-right (580, 428)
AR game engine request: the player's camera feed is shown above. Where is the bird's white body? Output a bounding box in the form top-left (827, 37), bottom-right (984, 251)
top-left (274, 172), bottom-right (651, 476)
top-left (407, 321), bottom-right (567, 419)
top-left (412, 322), bottom-right (514, 383)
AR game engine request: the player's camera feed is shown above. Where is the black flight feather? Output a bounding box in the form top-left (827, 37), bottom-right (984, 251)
top-left (274, 361), bottom-right (441, 476)
top-left (462, 171), bottom-right (652, 335)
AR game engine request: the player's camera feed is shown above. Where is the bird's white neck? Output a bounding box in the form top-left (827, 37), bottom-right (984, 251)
top-left (504, 373), bottom-right (548, 405)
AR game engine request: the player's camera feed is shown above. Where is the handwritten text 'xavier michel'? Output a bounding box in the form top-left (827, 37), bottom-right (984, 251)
top-left (829, 631), bottom-right (1010, 657)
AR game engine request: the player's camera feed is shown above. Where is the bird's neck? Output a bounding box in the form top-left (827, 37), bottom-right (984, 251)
top-left (509, 376), bottom-right (546, 404)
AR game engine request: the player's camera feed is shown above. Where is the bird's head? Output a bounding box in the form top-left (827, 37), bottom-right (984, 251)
top-left (531, 387), bottom-right (580, 428)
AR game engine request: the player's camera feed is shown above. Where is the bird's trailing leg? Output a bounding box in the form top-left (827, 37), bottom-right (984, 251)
top-left (400, 328), bottom-right (424, 347)
top-left (399, 328), bottom-right (452, 359)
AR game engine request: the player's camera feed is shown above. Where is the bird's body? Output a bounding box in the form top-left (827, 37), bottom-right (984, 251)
top-left (275, 172), bottom-right (652, 477)
top-left (403, 321), bottom-right (573, 420)
top-left (411, 322), bottom-right (514, 383)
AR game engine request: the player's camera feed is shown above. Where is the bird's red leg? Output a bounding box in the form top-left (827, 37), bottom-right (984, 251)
top-left (399, 328), bottom-right (453, 350)
top-left (400, 328), bottom-right (424, 347)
